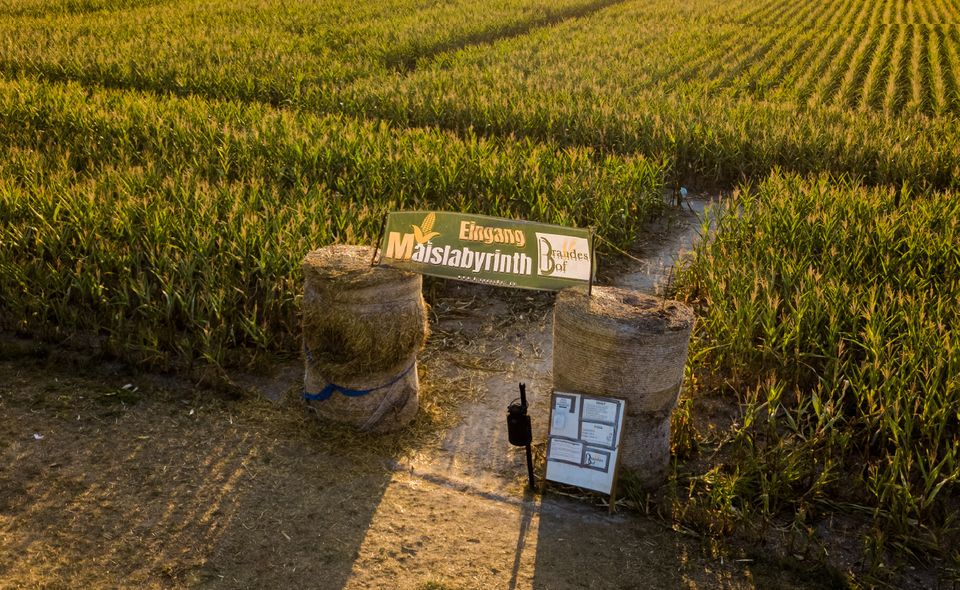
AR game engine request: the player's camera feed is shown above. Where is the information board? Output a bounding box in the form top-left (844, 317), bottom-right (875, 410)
top-left (545, 391), bottom-right (625, 495)
top-left (376, 211), bottom-right (594, 291)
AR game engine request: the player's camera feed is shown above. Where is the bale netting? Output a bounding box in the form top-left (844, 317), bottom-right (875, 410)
top-left (553, 286), bottom-right (694, 487)
top-left (302, 245), bottom-right (428, 433)
top-left (618, 413), bottom-right (671, 487)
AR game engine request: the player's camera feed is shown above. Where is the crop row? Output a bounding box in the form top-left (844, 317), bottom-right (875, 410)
top-left (677, 172), bottom-right (960, 559)
top-left (0, 0), bottom-right (621, 92)
top-left (0, 78), bottom-right (664, 366)
top-left (342, 0), bottom-right (960, 188)
top-left (2, 0), bottom-right (959, 189)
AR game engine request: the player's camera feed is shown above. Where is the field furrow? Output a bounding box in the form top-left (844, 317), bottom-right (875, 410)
top-left (805, 0), bottom-right (879, 106)
top-left (906, 25), bottom-right (928, 112)
top-left (942, 26), bottom-right (960, 112)
top-left (858, 23), bottom-right (897, 111)
top-left (791, 0), bottom-right (866, 104)
top-left (382, 0), bottom-right (630, 71)
top-left (927, 28), bottom-right (949, 112)
top-left (881, 24), bottom-right (910, 113)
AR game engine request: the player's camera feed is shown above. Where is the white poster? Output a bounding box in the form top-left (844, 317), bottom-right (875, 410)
top-left (534, 232), bottom-right (592, 281)
top-left (545, 391), bottom-right (625, 495)
top-left (582, 398), bottom-right (619, 423)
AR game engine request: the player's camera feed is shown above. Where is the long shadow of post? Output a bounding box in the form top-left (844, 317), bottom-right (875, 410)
top-left (509, 490), bottom-right (538, 590)
top-left (530, 493), bottom-right (689, 590)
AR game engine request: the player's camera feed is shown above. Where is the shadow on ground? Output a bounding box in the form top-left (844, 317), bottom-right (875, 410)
top-left (529, 494), bottom-right (832, 590)
top-left (0, 354), bottom-right (394, 589)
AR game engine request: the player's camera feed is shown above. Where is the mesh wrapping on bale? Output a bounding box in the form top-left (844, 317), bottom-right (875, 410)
top-left (616, 413), bottom-right (671, 488)
top-left (302, 245), bottom-right (427, 433)
top-left (553, 286), bottom-right (694, 487)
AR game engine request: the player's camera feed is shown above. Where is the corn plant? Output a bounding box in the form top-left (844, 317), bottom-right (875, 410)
top-left (0, 77), bottom-right (664, 368)
top-left (677, 172), bottom-right (960, 563)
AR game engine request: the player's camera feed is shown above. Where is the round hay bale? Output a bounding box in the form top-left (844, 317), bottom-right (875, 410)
top-left (553, 286), bottom-right (694, 416)
top-left (619, 413), bottom-right (671, 489)
top-left (302, 245), bottom-right (427, 432)
top-left (553, 286), bottom-right (694, 483)
top-left (304, 352), bottom-right (420, 433)
top-left (302, 245), bottom-right (428, 381)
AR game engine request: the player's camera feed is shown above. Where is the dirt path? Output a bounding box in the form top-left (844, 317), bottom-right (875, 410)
top-left (404, 197), bottom-right (713, 493)
top-left (0, 197), bottom-right (837, 589)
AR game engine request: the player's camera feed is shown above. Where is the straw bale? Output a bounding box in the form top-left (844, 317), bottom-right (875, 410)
top-left (301, 245), bottom-right (427, 431)
top-left (619, 413), bottom-right (671, 488)
top-left (553, 286), bottom-right (694, 485)
top-left (302, 245), bottom-right (428, 383)
top-left (553, 286), bottom-right (694, 416)
top-left (304, 352), bottom-right (419, 433)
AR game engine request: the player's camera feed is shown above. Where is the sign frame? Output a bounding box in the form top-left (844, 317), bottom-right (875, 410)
top-left (545, 390), bottom-right (626, 510)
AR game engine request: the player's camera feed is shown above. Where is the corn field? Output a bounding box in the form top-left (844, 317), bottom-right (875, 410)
top-left (0, 77), bottom-right (664, 365)
top-left (2, 0), bottom-right (960, 187)
top-left (1, 0), bottom-right (958, 570)
top-left (677, 173), bottom-right (960, 568)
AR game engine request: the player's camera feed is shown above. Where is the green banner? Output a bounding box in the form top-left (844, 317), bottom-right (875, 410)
top-left (376, 211), bottom-right (594, 291)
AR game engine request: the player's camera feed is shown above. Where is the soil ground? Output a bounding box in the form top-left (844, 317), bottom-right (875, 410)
top-left (0, 197), bottom-right (872, 589)
top-left (0, 336), bottom-right (828, 590)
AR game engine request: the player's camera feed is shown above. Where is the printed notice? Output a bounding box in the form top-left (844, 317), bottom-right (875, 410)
top-left (555, 395), bottom-right (575, 413)
top-left (583, 448), bottom-right (610, 471)
top-left (580, 422), bottom-right (616, 448)
top-left (547, 439), bottom-right (584, 465)
top-left (550, 393), bottom-right (580, 439)
top-left (582, 398), bottom-right (619, 424)
top-left (545, 391), bottom-right (626, 495)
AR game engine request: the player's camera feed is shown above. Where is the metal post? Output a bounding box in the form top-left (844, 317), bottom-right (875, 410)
top-left (520, 383), bottom-right (535, 490)
top-left (508, 383), bottom-right (536, 490)
top-left (370, 213), bottom-right (387, 266)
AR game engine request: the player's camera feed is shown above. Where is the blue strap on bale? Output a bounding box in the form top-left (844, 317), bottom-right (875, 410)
top-left (303, 349), bottom-right (415, 401)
